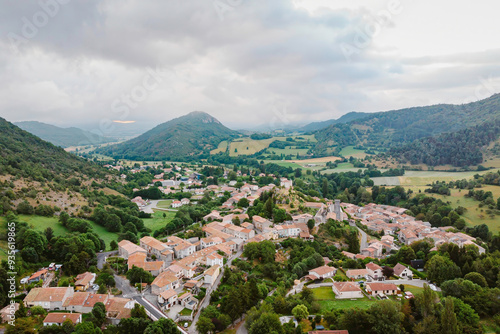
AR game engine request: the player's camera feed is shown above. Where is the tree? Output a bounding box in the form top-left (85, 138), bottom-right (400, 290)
top-left (238, 198), bottom-right (250, 208)
top-left (131, 304), bottom-right (148, 319)
top-left (307, 219), bottom-right (315, 231)
top-left (144, 318), bottom-right (180, 334)
top-left (441, 297), bottom-right (459, 334)
top-left (382, 266), bottom-right (394, 279)
top-left (127, 266), bottom-right (154, 285)
top-left (196, 317), bottom-right (215, 334)
top-left (368, 300), bottom-right (404, 334)
top-left (464, 272), bottom-right (488, 287)
top-left (425, 255), bottom-right (461, 284)
top-left (397, 246), bottom-right (416, 264)
top-left (249, 313), bottom-right (284, 334)
top-left (292, 304), bottom-right (308, 322)
top-left (90, 302), bottom-right (106, 327)
top-left (110, 240), bottom-right (118, 250)
top-left (44, 227), bottom-right (54, 242)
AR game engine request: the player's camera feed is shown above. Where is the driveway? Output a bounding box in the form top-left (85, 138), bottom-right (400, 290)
top-left (97, 251), bottom-right (117, 270)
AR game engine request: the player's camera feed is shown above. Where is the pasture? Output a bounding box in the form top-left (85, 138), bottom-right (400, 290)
top-left (311, 286), bottom-right (376, 313)
top-left (210, 141), bottom-right (228, 154)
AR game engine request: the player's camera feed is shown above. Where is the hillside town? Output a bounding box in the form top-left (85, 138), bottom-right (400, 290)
top-left (8, 164), bottom-right (490, 334)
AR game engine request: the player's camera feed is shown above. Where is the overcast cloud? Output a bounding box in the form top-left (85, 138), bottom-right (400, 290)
top-left (1, 0), bottom-right (500, 135)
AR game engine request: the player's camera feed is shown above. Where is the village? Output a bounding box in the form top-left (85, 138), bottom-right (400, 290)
top-left (5, 164), bottom-right (487, 333)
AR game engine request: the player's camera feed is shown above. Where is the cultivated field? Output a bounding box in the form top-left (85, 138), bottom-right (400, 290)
top-left (210, 141), bottom-right (228, 154)
top-left (339, 146), bottom-right (375, 159)
top-left (372, 169), bottom-right (500, 187)
top-left (229, 137), bottom-right (282, 156)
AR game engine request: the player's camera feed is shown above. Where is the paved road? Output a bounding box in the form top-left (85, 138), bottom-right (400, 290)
top-left (188, 249), bottom-right (243, 334)
top-left (142, 200), bottom-right (178, 214)
top-left (97, 251), bottom-right (117, 270)
top-left (357, 227), bottom-right (368, 250)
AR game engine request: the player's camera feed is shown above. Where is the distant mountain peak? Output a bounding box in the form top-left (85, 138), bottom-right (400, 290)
top-left (185, 111), bottom-right (221, 124)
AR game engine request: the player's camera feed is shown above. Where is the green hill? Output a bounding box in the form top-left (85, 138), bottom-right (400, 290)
top-left (15, 121), bottom-right (117, 148)
top-left (298, 111), bottom-right (370, 133)
top-left (98, 111), bottom-right (239, 161)
top-left (313, 94), bottom-right (500, 161)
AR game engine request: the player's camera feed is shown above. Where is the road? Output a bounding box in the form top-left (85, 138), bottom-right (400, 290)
top-left (188, 249), bottom-right (243, 334)
top-left (97, 251), bottom-right (117, 270)
top-left (357, 226), bottom-right (368, 250)
top-left (142, 200), bottom-right (178, 214)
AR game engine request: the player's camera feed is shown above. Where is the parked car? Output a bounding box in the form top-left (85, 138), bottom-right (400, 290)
top-left (184, 323), bottom-right (188, 328)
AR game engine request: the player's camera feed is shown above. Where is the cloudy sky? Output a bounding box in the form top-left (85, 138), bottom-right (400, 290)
top-left (1, 0), bottom-right (500, 135)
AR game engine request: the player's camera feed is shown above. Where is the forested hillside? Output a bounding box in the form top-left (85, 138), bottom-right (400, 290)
top-left (98, 111), bottom-right (238, 161)
top-left (298, 111), bottom-right (370, 133)
top-left (313, 94), bottom-right (500, 158)
top-left (0, 117), bottom-right (117, 214)
top-left (15, 121), bottom-right (116, 148)
top-left (388, 119), bottom-right (500, 166)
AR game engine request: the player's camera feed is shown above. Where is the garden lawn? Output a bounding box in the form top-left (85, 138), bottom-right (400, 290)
top-left (143, 210), bottom-right (175, 232)
top-left (311, 286), bottom-right (376, 313)
top-left (403, 285), bottom-right (424, 295)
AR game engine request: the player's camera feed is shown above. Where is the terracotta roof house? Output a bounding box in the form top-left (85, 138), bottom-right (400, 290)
top-left (365, 282), bottom-right (399, 296)
top-left (366, 262), bottom-right (384, 281)
top-left (307, 266), bottom-right (337, 280)
top-left (118, 240), bottom-right (147, 259)
top-left (345, 269), bottom-right (369, 280)
top-left (393, 263), bottom-right (413, 279)
top-left (74, 272), bottom-right (96, 291)
top-left (158, 289), bottom-right (178, 310)
top-left (331, 282), bottom-right (363, 299)
top-left (105, 297), bottom-right (135, 325)
top-left (24, 287), bottom-right (74, 310)
top-left (43, 313), bottom-right (81, 326)
top-left (151, 271), bottom-right (181, 295)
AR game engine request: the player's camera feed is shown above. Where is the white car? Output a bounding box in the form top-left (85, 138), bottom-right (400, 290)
top-left (184, 322), bottom-right (188, 328)
top-left (428, 284), bottom-right (438, 291)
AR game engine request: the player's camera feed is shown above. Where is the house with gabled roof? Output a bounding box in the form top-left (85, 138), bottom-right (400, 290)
top-left (393, 263), bottom-right (413, 279)
top-left (365, 282), bottom-right (399, 296)
top-left (332, 282), bottom-right (363, 299)
top-left (118, 240), bottom-right (147, 259)
top-left (43, 313), bottom-right (81, 326)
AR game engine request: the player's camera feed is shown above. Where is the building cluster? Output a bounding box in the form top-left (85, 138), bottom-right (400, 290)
top-left (342, 202), bottom-right (485, 254)
top-left (23, 286), bottom-right (134, 325)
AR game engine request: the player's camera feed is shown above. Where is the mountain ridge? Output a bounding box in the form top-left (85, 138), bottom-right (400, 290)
top-left (15, 121), bottom-right (117, 148)
top-left (97, 111), bottom-right (239, 161)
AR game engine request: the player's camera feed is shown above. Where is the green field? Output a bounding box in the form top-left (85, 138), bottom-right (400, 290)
top-left (0, 214), bottom-right (121, 251)
top-left (210, 141), bottom-right (228, 154)
top-left (268, 147), bottom-right (310, 157)
top-left (143, 210), bottom-right (175, 232)
top-left (372, 169), bottom-right (500, 187)
top-left (156, 200), bottom-right (174, 209)
top-left (312, 286), bottom-right (376, 313)
top-left (421, 186), bottom-right (500, 233)
top-left (403, 285), bottom-right (424, 295)
top-left (225, 135), bottom-right (317, 157)
top-left (263, 160), bottom-right (304, 169)
top-left (339, 146), bottom-right (373, 159)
